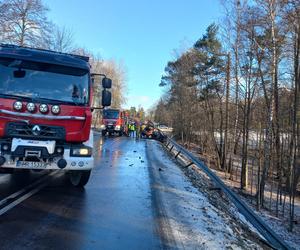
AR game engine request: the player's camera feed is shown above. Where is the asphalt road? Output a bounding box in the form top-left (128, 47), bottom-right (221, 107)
top-left (0, 135), bottom-right (163, 250)
top-left (0, 134), bottom-right (267, 250)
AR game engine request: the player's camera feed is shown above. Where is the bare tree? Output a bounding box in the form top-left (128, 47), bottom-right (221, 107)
top-left (156, 0), bottom-right (299, 230)
top-left (92, 59), bottom-right (127, 108)
top-left (0, 1), bottom-right (11, 42)
top-left (0, 0), bottom-right (51, 47)
top-left (49, 25), bottom-right (75, 52)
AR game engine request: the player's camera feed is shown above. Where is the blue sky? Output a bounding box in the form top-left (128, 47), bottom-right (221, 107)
top-left (45, 0), bottom-right (222, 110)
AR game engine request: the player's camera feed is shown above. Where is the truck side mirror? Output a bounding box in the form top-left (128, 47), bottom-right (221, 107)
top-left (102, 78), bottom-right (112, 89)
top-left (102, 89), bottom-right (111, 107)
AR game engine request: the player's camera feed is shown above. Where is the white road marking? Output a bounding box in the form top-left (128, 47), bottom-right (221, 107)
top-left (0, 171), bottom-right (61, 216)
top-left (0, 172), bottom-right (51, 207)
top-left (0, 174), bottom-right (10, 183)
top-left (0, 135), bottom-right (107, 216)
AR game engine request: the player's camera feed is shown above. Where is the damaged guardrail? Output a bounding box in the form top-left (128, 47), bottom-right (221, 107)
top-left (164, 137), bottom-right (291, 250)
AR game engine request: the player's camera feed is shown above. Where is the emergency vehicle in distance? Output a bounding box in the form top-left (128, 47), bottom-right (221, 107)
top-left (100, 109), bottom-right (127, 136)
top-left (0, 44), bottom-right (112, 187)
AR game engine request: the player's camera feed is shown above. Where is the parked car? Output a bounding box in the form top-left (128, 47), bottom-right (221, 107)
top-left (158, 124), bottom-right (173, 133)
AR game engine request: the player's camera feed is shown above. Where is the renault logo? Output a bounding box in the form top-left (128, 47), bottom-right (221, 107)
top-left (32, 125), bottom-right (41, 136)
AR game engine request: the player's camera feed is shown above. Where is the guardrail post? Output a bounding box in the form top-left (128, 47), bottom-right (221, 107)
top-left (184, 162), bottom-right (194, 168)
top-left (164, 138), bottom-right (290, 249)
top-left (175, 151), bottom-right (181, 159)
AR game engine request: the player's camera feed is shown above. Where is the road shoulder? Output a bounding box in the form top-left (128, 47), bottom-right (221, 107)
top-left (146, 140), bottom-right (268, 250)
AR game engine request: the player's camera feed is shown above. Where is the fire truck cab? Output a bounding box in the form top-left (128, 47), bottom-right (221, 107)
top-left (100, 109), bottom-right (126, 136)
top-left (0, 44), bottom-right (112, 187)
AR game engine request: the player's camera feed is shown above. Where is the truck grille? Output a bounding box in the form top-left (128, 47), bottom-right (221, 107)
top-left (5, 122), bottom-right (66, 140)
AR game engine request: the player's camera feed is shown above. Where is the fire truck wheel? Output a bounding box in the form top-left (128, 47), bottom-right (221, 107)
top-left (118, 131), bottom-right (123, 136)
top-left (68, 170), bottom-right (91, 187)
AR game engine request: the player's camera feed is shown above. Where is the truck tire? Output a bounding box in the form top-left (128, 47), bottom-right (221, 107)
top-left (68, 170), bottom-right (91, 187)
top-left (118, 131), bottom-right (123, 136)
top-left (101, 131), bottom-right (106, 136)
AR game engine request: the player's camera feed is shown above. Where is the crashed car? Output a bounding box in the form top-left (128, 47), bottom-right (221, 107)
top-left (141, 122), bottom-right (166, 142)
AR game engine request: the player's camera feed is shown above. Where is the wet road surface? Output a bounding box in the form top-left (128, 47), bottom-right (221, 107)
top-left (0, 135), bottom-right (162, 250)
top-left (0, 134), bottom-right (266, 250)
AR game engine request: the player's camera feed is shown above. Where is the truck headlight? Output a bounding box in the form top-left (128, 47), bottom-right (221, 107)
top-left (13, 101), bottom-right (23, 111)
top-left (70, 147), bottom-right (92, 157)
top-left (39, 104), bottom-right (49, 113)
top-left (115, 125), bottom-right (121, 130)
top-left (100, 124), bottom-right (106, 130)
top-left (51, 105), bottom-right (60, 115)
top-left (26, 102), bottom-right (36, 112)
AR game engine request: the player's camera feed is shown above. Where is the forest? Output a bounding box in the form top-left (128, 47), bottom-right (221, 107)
top-left (154, 0), bottom-right (299, 231)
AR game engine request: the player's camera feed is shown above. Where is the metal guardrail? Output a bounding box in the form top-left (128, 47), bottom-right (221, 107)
top-left (164, 137), bottom-right (291, 250)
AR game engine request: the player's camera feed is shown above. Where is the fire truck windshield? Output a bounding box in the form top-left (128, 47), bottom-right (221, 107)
top-left (103, 110), bottom-right (119, 119)
top-left (0, 59), bottom-right (89, 105)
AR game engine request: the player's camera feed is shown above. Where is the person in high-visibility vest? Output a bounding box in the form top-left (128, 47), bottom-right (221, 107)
top-left (131, 123), bottom-right (136, 137)
top-left (128, 122), bottom-right (135, 137)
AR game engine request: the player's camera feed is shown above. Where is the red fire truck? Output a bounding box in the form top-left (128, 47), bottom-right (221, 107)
top-left (0, 44), bottom-right (112, 186)
top-left (100, 109), bottom-right (127, 136)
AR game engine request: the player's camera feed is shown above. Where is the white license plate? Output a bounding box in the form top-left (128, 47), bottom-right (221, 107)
top-left (16, 161), bottom-right (49, 168)
top-left (12, 138), bottom-right (56, 154)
